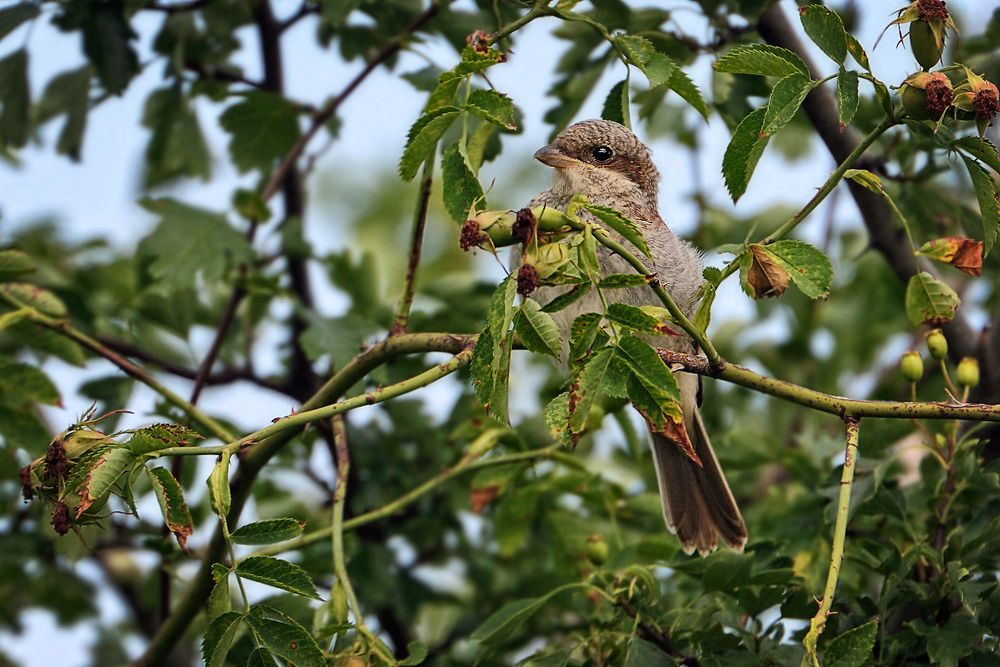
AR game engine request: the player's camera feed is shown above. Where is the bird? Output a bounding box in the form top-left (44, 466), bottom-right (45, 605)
top-left (529, 119), bottom-right (747, 555)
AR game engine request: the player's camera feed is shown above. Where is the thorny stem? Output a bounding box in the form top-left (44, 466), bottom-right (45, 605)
top-left (487, 0), bottom-right (551, 44)
top-left (391, 158), bottom-right (434, 336)
top-left (801, 418), bottom-right (860, 667)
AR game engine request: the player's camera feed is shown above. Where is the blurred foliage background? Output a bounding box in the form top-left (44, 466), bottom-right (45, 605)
top-left (1, 0), bottom-right (1000, 665)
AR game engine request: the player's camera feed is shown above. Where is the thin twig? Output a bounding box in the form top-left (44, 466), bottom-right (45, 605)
top-left (801, 417), bottom-right (860, 667)
top-left (390, 158), bottom-right (434, 336)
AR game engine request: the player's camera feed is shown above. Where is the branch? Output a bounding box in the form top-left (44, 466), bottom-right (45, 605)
top-left (658, 350), bottom-right (1000, 422)
top-left (801, 418), bottom-right (860, 667)
top-left (755, 5), bottom-right (980, 366)
top-left (390, 158), bottom-right (434, 336)
top-left (139, 332), bottom-right (472, 665)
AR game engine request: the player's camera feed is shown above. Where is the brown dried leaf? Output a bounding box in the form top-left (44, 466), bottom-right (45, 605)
top-left (746, 245), bottom-right (790, 299)
top-left (917, 237), bottom-right (983, 277)
top-left (470, 485), bottom-right (500, 513)
top-left (653, 418), bottom-right (703, 468)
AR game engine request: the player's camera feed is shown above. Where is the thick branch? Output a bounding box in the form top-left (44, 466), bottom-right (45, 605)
top-left (659, 350), bottom-right (1000, 422)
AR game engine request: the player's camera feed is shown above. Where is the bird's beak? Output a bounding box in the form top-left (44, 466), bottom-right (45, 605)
top-left (534, 144), bottom-right (575, 168)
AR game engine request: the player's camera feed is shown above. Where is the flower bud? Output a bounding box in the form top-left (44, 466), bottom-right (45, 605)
top-left (586, 534), bottom-right (608, 566)
top-left (926, 329), bottom-right (948, 360)
top-left (910, 20), bottom-right (944, 70)
top-left (901, 351), bottom-right (924, 382)
top-left (957, 357), bottom-right (980, 388)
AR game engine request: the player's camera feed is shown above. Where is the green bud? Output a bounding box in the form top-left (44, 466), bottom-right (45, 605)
top-left (586, 534), bottom-right (608, 566)
top-left (927, 329), bottom-right (948, 360)
top-left (957, 357), bottom-right (980, 388)
top-left (901, 351), bottom-right (924, 382)
top-left (910, 19), bottom-right (944, 70)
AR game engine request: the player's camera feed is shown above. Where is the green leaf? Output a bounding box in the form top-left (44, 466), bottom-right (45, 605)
top-left (569, 312), bottom-right (603, 366)
top-left (0, 282), bottom-right (67, 317)
top-left (624, 636), bottom-right (673, 666)
top-left (219, 91), bottom-right (301, 173)
top-left (599, 274), bottom-right (648, 288)
top-left (236, 556), bottom-right (322, 600)
top-left (146, 466), bottom-right (194, 548)
top-left (34, 66), bottom-right (91, 160)
top-left (201, 611), bottom-right (244, 667)
top-left (568, 347), bottom-right (614, 438)
top-left (126, 423), bottom-right (202, 455)
top-left (924, 616), bottom-right (983, 667)
top-left (208, 454), bottom-right (231, 519)
top-left (962, 156), bottom-right (1000, 255)
top-left (207, 564), bottom-right (232, 621)
top-left (836, 68), bottom-right (859, 127)
top-left (954, 137), bottom-right (1000, 175)
top-left (714, 44), bottom-right (809, 78)
top-left (471, 583), bottom-right (581, 644)
top-left (821, 619), bottom-right (878, 667)
top-left (905, 272), bottom-right (960, 326)
top-left (605, 303), bottom-right (660, 333)
top-left (441, 141), bottom-right (485, 223)
top-left (846, 33), bottom-right (871, 71)
top-left (514, 299), bottom-right (562, 358)
top-left (399, 106), bottom-right (460, 180)
top-left (246, 647), bottom-right (277, 667)
top-left (425, 47), bottom-right (506, 113)
top-left (73, 446), bottom-right (136, 517)
top-left (580, 202), bottom-right (651, 258)
top-left (53, 0), bottom-right (138, 94)
top-left (544, 392), bottom-right (572, 446)
top-left (230, 518), bottom-right (305, 545)
top-left (0, 49), bottom-right (30, 148)
top-left (758, 240), bottom-right (834, 299)
top-left (762, 73), bottom-right (814, 137)
top-left (616, 335), bottom-right (682, 429)
top-left (617, 35), bottom-right (674, 89)
top-left (142, 87), bottom-right (211, 186)
top-left (541, 284), bottom-right (590, 313)
top-left (138, 198), bottom-right (254, 290)
top-left (799, 5), bottom-right (848, 64)
top-left (0, 3), bottom-right (40, 41)
top-left (246, 605), bottom-right (326, 667)
top-left (400, 640), bottom-right (429, 666)
top-left (0, 249), bottom-right (34, 281)
top-left (601, 79), bottom-right (631, 127)
top-left (722, 107), bottom-right (769, 202)
top-left (0, 358), bottom-right (60, 406)
top-left (0, 405), bottom-right (49, 453)
top-left (464, 89), bottom-right (517, 131)
top-left (667, 65), bottom-right (710, 121)
top-left (844, 168), bottom-right (884, 193)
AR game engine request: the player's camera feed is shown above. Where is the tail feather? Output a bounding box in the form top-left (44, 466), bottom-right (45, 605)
top-left (649, 400), bottom-right (747, 555)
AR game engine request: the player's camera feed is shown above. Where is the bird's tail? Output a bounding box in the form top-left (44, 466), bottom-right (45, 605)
top-left (649, 376), bottom-right (747, 555)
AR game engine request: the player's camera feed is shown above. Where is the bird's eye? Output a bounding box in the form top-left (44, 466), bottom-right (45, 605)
top-left (591, 145), bottom-right (614, 162)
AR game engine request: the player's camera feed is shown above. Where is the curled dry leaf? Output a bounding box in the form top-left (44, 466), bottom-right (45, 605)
top-left (917, 237), bottom-right (983, 276)
top-left (469, 485), bottom-right (500, 513)
top-left (746, 245), bottom-right (790, 298)
top-left (654, 418), bottom-right (702, 467)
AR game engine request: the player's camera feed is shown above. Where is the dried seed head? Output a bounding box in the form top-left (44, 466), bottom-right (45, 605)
top-left (516, 264), bottom-right (539, 296)
top-left (51, 501), bottom-right (71, 536)
top-left (459, 219), bottom-right (484, 251)
top-left (44, 439), bottom-right (69, 482)
top-left (973, 83), bottom-right (1000, 120)
top-left (19, 465), bottom-right (33, 502)
top-left (512, 207), bottom-right (537, 245)
top-left (916, 0), bottom-right (949, 20)
top-left (924, 73), bottom-right (954, 114)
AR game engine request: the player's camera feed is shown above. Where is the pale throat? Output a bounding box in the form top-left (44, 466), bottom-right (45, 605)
top-left (549, 165), bottom-right (658, 213)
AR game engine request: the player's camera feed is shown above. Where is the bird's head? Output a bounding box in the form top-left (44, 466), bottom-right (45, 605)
top-left (534, 119), bottom-right (659, 209)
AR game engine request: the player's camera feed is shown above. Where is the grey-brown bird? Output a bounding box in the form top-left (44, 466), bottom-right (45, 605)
top-left (530, 119), bottom-right (747, 555)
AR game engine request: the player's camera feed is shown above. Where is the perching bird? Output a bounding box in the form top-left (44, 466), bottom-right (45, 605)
top-left (530, 119), bottom-right (747, 555)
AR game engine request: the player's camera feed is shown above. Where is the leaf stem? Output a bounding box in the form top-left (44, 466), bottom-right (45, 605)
top-left (390, 157), bottom-right (434, 336)
top-left (801, 417), bottom-right (860, 667)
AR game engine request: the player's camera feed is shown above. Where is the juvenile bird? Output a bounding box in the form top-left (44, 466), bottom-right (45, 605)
top-left (531, 119), bottom-right (747, 555)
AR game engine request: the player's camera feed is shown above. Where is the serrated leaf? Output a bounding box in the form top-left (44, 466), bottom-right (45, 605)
top-left (208, 564), bottom-right (232, 621)
top-left (208, 454), bottom-right (231, 519)
top-left (514, 299), bottom-right (562, 358)
top-left (138, 198), bottom-right (254, 290)
top-left (472, 583), bottom-right (579, 644)
top-left (905, 272), bottom-right (960, 326)
top-left (617, 35), bottom-right (674, 89)
top-left (761, 73), bottom-right (814, 137)
top-left (218, 91), bottom-right (301, 173)
top-left (714, 44), bottom-right (808, 78)
top-left (837, 68), bottom-right (859, 127)
top-left (425, 47), bottom-right (506, 113)
top-left (799, 5), bottom-right (847, 64)
top-left (0, 49), bottom-right (30, 149)
top-left (230, 518), bottom-right (305, 545)
top-left (568, 347), bottom-right (614, 439)
top-left (615, 335), bottom-right (682, 427)
top-left (917, 237), bottom-right (983, 276)
top-left (0, 282), bottom-right (67, 317)
top-left (606, 303), bottom-right (660, 333)
top-left (74, 446), bottom-right (136, 517)
top-left (844, 168), bottom-right (884, 193)
top-left (236, 557), bottom-right (321, 600)
top-left (759, 240), bottom-right (834, 299)
top-left (247, 605), bottom-right (326, 667)
top-left (624, 636), bottom-right (672, 666)
top-left (722, 108), bottom-right (769, 202)
top-left (0, 249), bottom-right (34, 281)
top-left (246, 647), bottom-right (277, 667)
top-left (544, 392), bottom-right (572, 446)
top-left (399, 106), bottom-right (460, 180)
top-left (0, 358), bottom-right (60, 407)
top-left (0, 3), bottom-right (41, 41)
top-left (146, 466), bottom-right (193, 548)
top-left (962, 156), bottom-right (1000, 255)
top-left (34, 66), bottom-right (91, 160)
top-left (201, 611), bottom-right (244, 667)
top-left (441, 141), bottom-right (485, 224)
top-left (127, 423), bottom-right (201, 455)
top-left (667, 65), bottom-right (710, 120)
top-left (142, 86), bottom-right (211, 186)
top-left (464, 89), bottom-right (517, 131)
top-left (52, 0), bottom-right (138, 94)
top-left (601, 79), bottom-right (631, 127)
top-left (541, 284), bottom-right (590, 313)
top-left (821, 619), bottom-right (878, 667)
top-left (846, 33), bottom-right (870, 71)
top-left (580, 202), bottom-right (651, 258)
top-left (0, 405), bottom-right (49, 453)
top-left (569, 312), bottom-right (602, 366)
top-left (954, 137), bottom-right (1000, 175)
